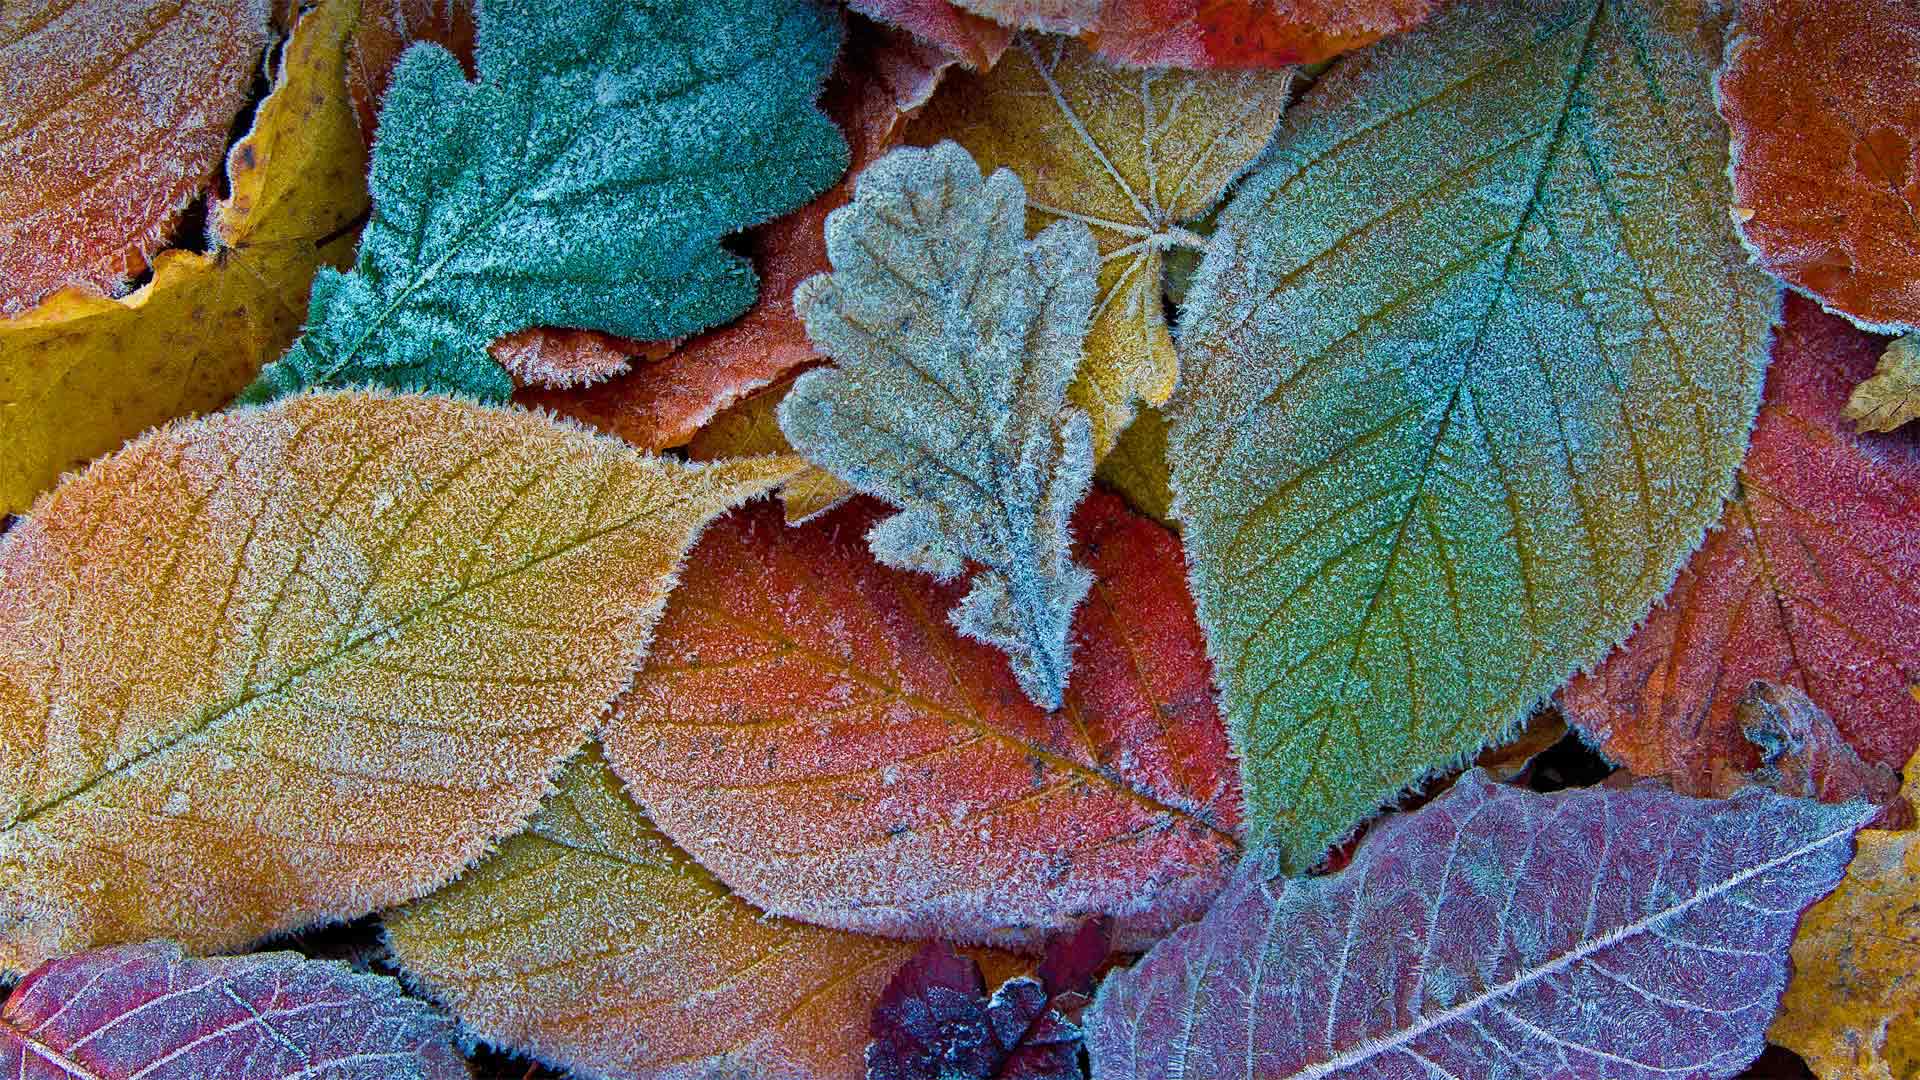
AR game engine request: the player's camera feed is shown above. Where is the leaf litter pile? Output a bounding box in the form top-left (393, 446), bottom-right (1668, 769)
top-left (0, 0), bottom-right (1916, 1077)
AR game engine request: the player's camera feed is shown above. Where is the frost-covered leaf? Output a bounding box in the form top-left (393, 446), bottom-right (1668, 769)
top-left (601, 492), bottom-right (1240, 949)
top-left (491, 328), bottom-right (667, 391)
top-left (912, 36), bottom-right (1290, 457)
top-left (686, 369), bottom-right (856, 522)
top-left (1097, 408), bottom-right (1175, 526)
top-left (1168, 0), bottom-right (1774, 863)
top-left (239, 0), bottom-right (848, 405)
top-left (0, 0), bottom-right (366, 514)
top-left (1845, 333), bottom-right (1920, 433)
top-left (955, 0), bottom-right (1099, 33)
top-left (1772, 750), bottom-right (1920, 1080)
top-left (1085, 0), bottom-right (1441, 69)
top-left (344, 0), bottom-right (476, 141)
top-left (1737, 683), bottom-right (1908, 828)
top-left (0, 392), bottom-right (796, 973)
top-left (850, 0), bottom-right (1014, 70)
top-left (0, 941), bottom-right (466, 1079)
top-left (387, 745), bottom-right (914, 1080)
top-left (0, 0), bottom-right (270, 314)
top-left (781, 142), bottom-right (1099, 707)
top-left (1084, 772), bottom-right (1874, 1080)
top-left (1564, 298), bottom-right (1920, 810)
top-left (1720, 0), bottom-right (1920, 334)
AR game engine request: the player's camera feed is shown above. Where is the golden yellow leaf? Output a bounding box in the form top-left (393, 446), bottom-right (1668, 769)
top-left (686, 370), bottom-right (854, 523)
top-left (1096, 405), bottom-right (1175, 527)
top-left (1844, 333), bottom-right (1920, 434)
top-left (0, 392), bottom-right (798, 974)
top-left (0, 0), bottom-right (369, 514)
top-left (910, 35), bottom-right (1291, 455)
top-left (1772, 749), bottom-right (1920, 1080)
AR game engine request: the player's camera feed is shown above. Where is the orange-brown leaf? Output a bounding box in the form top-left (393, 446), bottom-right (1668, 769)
top-left (343, 0), bottom-right (475, 141)
top-left (1085, 0), bottom-right (1440, 68)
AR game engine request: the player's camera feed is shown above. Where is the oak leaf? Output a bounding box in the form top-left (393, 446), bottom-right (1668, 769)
top-left (0, 391), bottom-right (796, 973)
top-left (601, 493), bottom-right (1240, 949)
top-left (1084, 772), bottom-right (1875, 1080)
top-left (1167, 0), bottom-right (1774, 864)
top-left (1845, 332), bottom-right (1920, 433)
top-left (0, 0), bottom-right (368, 514)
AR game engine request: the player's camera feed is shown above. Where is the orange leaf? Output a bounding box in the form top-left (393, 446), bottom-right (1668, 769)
top-left (1086, 0), bottom-right (1440, 68)
top-left (343, 0), bottom-right (475, 142)
top-left (601, 490), bottom-right (1241, 950)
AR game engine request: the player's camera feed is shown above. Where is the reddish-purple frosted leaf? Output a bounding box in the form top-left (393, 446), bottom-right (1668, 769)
top-left (1084, 772), bottom-right (1873, 1080)
top-left (0, 941), bottom-right (465, 1079)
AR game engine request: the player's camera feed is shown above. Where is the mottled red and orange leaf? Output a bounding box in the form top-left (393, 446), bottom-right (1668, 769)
top-left (344, 0), bottom-right (476, 141)
top-left (1086, 0), bottom-right (1440, 68)
top-left (849, 0), bottom-right (1013, 69)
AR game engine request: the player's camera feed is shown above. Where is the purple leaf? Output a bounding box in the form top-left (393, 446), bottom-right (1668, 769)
top-left (1084, 772), bottom-right (1873, 1080)
top-left (0, 941), bottom-right (465, 1079)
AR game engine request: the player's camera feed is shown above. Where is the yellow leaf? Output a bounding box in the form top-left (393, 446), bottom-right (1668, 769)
top-left (1097, 405), bottom-right (1175, 527)
top-left (911, 34), bottom-right (1292, 455)
top-left (0, 0), bottom-right (369, 514)
top-left (1772, 751), bottom-right (1920, 1080)
top-left (0, 392), bottom-right (798, 974)
top-left (1844, 333), bottom-right (1920, 434)
top-left (686, 370), bottom-right (854, 523)
top-left (386, 745), bottom-right (916, 1080)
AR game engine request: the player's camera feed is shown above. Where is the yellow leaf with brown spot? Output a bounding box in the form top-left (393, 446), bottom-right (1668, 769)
top-left (911, 35), bottom-right (1291, 455)
top-left (687, 370), bottom-right (854, 523)
top-left (1846, 333), bottom-right (1920, 434)
top-left (0, 392), bottom-right (798, 975)
top-left (0, 0), bottom-right (369, 514)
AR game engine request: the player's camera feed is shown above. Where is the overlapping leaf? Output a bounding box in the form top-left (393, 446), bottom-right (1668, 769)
top-left (1084, 772), bottom-right (1874, 1080)
top-left (0, 392), bottom-right (796, 973)
top-left (0, 941), bottom-right (466, 1079)
top-left (240, 0), bottom-right (847, 404)
top-left (344, 0), bottom-right (476, 140)
top-left (686, 370), bottom-right (855, 522)
top-left (601, 493), bottom-right (1240, 949)
top-left (1564, 298), bottom-right (1920, 804)
top-left (1168, 0), bottom-right (1774, 862)
top-left (0, 0), bottom-right (270, 314)
top-left (1846, 332), bottom-right (1920, 433)
top-left (1085, 0), bottom-right (1441, 68)
top-left (849, 0), bottom-right (1013, 70)
top-left (0, 0), bottom-right (367, 514)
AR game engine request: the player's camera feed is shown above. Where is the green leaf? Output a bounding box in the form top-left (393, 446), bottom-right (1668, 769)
top-left (779, 142), bottom-right (1099, 710)
top-left (1169, 0), bottom-right (1775, 864)
top-left (239, 0), bottom-right (849, 404)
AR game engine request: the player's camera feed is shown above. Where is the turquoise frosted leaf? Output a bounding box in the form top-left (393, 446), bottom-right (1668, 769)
top-left (239, 0), bottom-right (848, 404)
top-left (1168, 0), bottom-right (1776, 863)
top-left (779, 142), bottom-right (1099, 710)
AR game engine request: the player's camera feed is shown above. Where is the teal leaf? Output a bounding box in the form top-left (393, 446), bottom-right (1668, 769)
top-left (779, 142), bottom-right (1099, 710)
top-left (239, 0), bottom-right (849, 404)
top-left (1168, 0), bottom-right (1776, 864)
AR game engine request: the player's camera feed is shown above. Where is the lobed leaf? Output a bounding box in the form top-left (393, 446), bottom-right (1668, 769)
top-left (1168, 0), bottom-right (1775, 863)
top-left (343, 0), bottom-right (477, 142)
top-left (0, 392), bottom-right (796, 973)
top-left (1084, 772), bottom-right (1874, 1080)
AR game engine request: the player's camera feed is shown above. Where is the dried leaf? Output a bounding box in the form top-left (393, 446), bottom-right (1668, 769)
top-left (0, 0), bottom-right (271, 314)
top-left (1845, 333), bottom-right (1920, 433)
top-left (344, 0), bottom-right (476, 141)
top-left (1084, 772), bottom-right (1875, 1080)
top-left (956, 0), bottom-right (1099, 33)
top-left (1096, 407), bottom-right (1175, 527)
top-left (490, 329), bottom-right (665, 391)
top-left (781, 142), bottom-right (1098, 707)
top-left (0, 391), bottom-right (796, 973)
top-left (1564, 298), bottom-right (1920, 808)
top-left (912, 35), bottom-right (1290, 457)
top-left (0, 0), bottom-right (368, 513)
top-left (1085, 0), bottom-right (1441, 69)
top-left (601, 492), bottom-right (1240, 949)
top-left (685, 370), bottom-right (855, 522)
top-left (0, 941), bottom-right (466, 1079)
top-left (388, 746), bottom-right (913, 1080)
top-left (849, 0), bottom-right (1014, 70)
top-left (1719, 0), bottom-right (1920, 334)
top-left (239, 0), bottom-right (848, 405)
top-left (1737, 682), bottom-right (1909, 828)
top-left (1168, 0), bottom-right (1774, 863)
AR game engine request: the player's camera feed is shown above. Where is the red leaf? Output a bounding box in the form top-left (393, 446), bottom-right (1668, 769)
top-left (1084, 0), bottom-right (1441, 69)
top-left (849, 0), bottom-right (1014, 69)
top-left (1738, 682), bottom-right (1910, 828)
top-left (1564, 297), bottom-right (1920, 805)
top-left (343, 0), bottom-right (476, 143)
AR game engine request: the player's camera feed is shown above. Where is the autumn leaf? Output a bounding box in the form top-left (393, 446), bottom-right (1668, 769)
top-left (686, 370), bottom-right (855, 522)
top-left (1772, 749), bottom-right (1920, 1080)
top-left (1563, 297), bottom-right (1920, 809)
top-left (238, 0), bottom-right (848, 405)
top-left (601, 492), bottom-right (1240, 949)
top-left (1737, 682), bottom-right (1908, 828)
top-left (491, 329), bottom-right (670, 391)
top-left (1085, 0), bottom-right (1442, 69)
top-left (1098, 408), bottom-right (1176, 526)
top-left (0, 0), bottom-right (367, 514)
top-left (849, 0), bottom-right (1014, 69)
top-left (387, 745), bottom-right (914, 1080)
top-left (1167, 0), bottom-right (1774, 863)
top-left (0, 392), bottom-right (797, 973)
top-left (0, 941), bottom-right (465, 1079)
top-left (1719, 0), bottom-right (1920, 336)
top-left (781, 142), bottom-right (1099, 707)
top-left (1845, 332), bottom-right (1920, 433)
top-left (0, 0), bottom-right (271, 315)
top-left (1083, 772), bottom-right (1874, 1080)
top-left (343, 0), bottom-right (477, 141)
top-left (911, 35), bottom-right (1290, 457)
top-left (955, 0), bottom-right (1099, 33)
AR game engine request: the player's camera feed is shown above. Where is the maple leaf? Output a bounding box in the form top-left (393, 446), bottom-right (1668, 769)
top-left (780, 141), bottom-right (1100, 707)
top-left (238, 0), bottom-right (848, 405)
top-left (0, 941), bottom-right (465, 1079)
top-left (911, 34), bottom-right (1292, 458)
top-left (387, 745), bottom-right (918, 1080)
top-left (1845, 332), bottom-right (1920, 433)
top-left (0, 0), bottom-right (271, 315)
top-left (1085, 0), bottom-right (1442, 68)
top-left (0, 391), bottom-right (798, 974)
top-left (1719, 0), bottom-right (1920, 335)
top-left (1084, 771), bottom-right (1875, 1080)
top-left (600, 492), bottom-right (1240, 949)
top-left (1166, 0), bottom-right (1775, 864)
top-left (1771, 749), bottom-right (1920, 1080)
top-left (0, 0), bottom-right (368, 514)
top-left (1563, 297), bottom-right (1920, 812)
